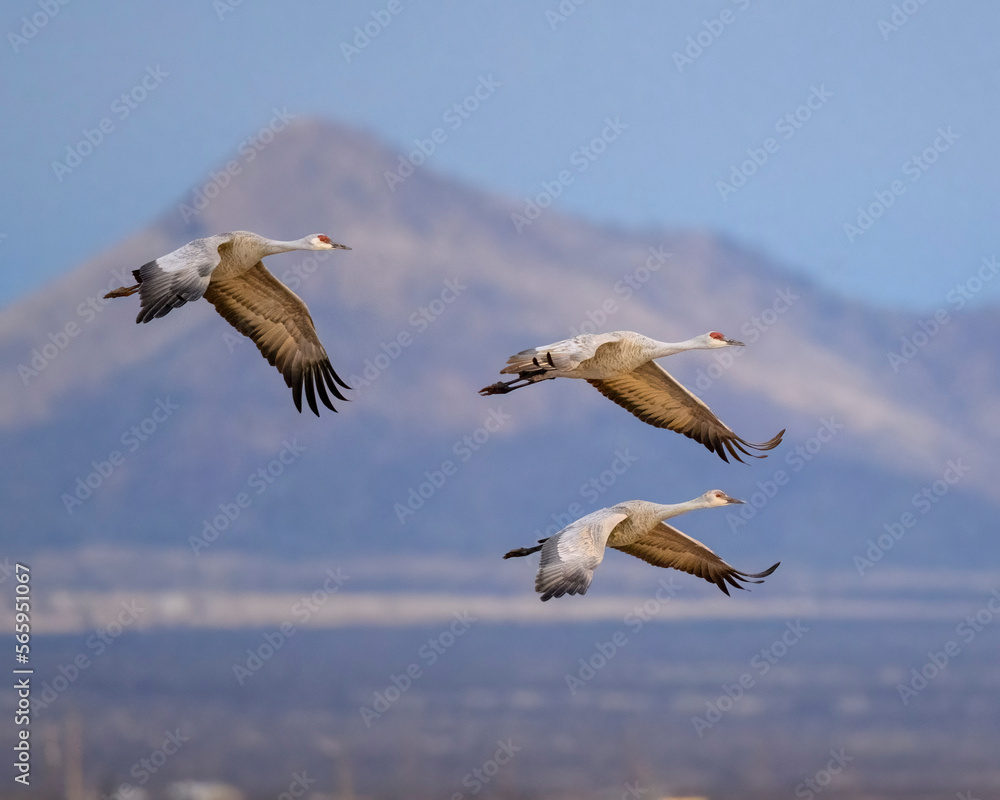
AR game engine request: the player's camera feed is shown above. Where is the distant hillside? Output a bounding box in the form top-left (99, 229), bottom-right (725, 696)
top-left (2, 118), bottom-right (996, 577)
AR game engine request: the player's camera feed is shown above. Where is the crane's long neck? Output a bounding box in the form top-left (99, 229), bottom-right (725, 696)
top-left (262, 238), bottom-right (309, 256)
top-left (650, 497), bottom-right (713, 522)
top-left (648, 336), bottom-right (707, 359)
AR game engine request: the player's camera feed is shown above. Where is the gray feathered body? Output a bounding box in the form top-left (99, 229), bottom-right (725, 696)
top-left (605, 500), bottom-right (665, 547)
top-left (210, 231), bottom-right (274, 279)
top-left (501, 332), bottom-right (665, 381)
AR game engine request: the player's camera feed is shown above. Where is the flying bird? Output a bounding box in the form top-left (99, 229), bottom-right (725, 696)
top-left (479, 330), bottom-right (783, 463)
top-left (105, 231), bottom-right (352, 415)
top-left (503, 491), bottom-right (779, 600)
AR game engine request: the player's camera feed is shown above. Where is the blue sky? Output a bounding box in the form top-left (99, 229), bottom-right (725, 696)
top-left (1, 0), bottom-right (997, 310)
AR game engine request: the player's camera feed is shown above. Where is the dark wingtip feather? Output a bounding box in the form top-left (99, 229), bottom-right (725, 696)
top-left (331, 364), bottom-right (352, 391)
top-left (322, 361), bottom-right (349, 402)
top-left (735, 428), bottom-right (785, 453)
top-left (303, 369), bottom-right (319, 416)
top-left (746, 561), bottom-right (781, 579)
top-left (314, 367), bottom-right (336, 411)
top-left (723, 573), bottom-right (748, 591)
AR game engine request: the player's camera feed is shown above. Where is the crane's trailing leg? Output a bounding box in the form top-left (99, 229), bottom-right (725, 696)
top-left (104, 269), bottom-right (142, 299)
top-left (479, 370), bottom-right (551, 396)
top-left (502, 539), bottom-right (549, 559)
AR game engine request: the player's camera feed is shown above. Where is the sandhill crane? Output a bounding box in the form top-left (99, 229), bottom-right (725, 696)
top-left (503, 490), bottom-right (779, 600)
top-left (105, 231), bottom-right (351, 415)
top-left (479, 330), bottom-right (783, 463)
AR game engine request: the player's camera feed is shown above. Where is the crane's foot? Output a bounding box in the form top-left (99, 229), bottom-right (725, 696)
top-left (104, 283), bottom-right (140, 299)
top-left (503, 544), bottom-right (544, 559)
top-left (479, 381), bottom-right (517, 396)
top-left (479, 370), bottom-right (550, 396)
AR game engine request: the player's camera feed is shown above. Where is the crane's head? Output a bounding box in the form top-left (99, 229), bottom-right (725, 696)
top-left (307, 234), bottom-right (352, 251)
top-left (703, 330), bottom-right (745, 348)
top-left (703, 489), bottom-right (745, 507)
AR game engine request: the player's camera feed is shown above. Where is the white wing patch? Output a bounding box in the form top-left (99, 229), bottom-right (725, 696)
top-left (155, 236), bottom-right (229, 274)
top-left (535, 508), bottom-right (628, 601)
top-left (501, 332), bottom-right (622, 376)
top-left (135, 235), bottom-right (231, 323)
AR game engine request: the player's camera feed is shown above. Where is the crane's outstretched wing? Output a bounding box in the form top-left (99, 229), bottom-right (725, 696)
top-left (588, 361), bottom-right (784, 463)
top-left (133, 235), bottom-right (233, 323)
top-left (613, 522), bottom-right (780, 596)
top-left (203, 262), bottom-right (350, 416)
top-left (534, 508), bottom-right (629, 601)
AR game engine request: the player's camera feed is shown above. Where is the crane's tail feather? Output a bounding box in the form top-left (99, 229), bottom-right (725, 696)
top-left (500, 343), bottom-right (580, 376)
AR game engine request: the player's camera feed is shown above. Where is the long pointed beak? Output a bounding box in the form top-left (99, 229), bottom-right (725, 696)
top-left (725, 495), bottom-right (746, 504)
top-left (330, 242), bottom-right (351, 250)
top-left (725, 338), bottom-right (745, 347)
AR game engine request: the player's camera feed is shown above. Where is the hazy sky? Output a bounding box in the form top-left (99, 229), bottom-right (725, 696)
top-left (2, 1), bottom-right (997, 310)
